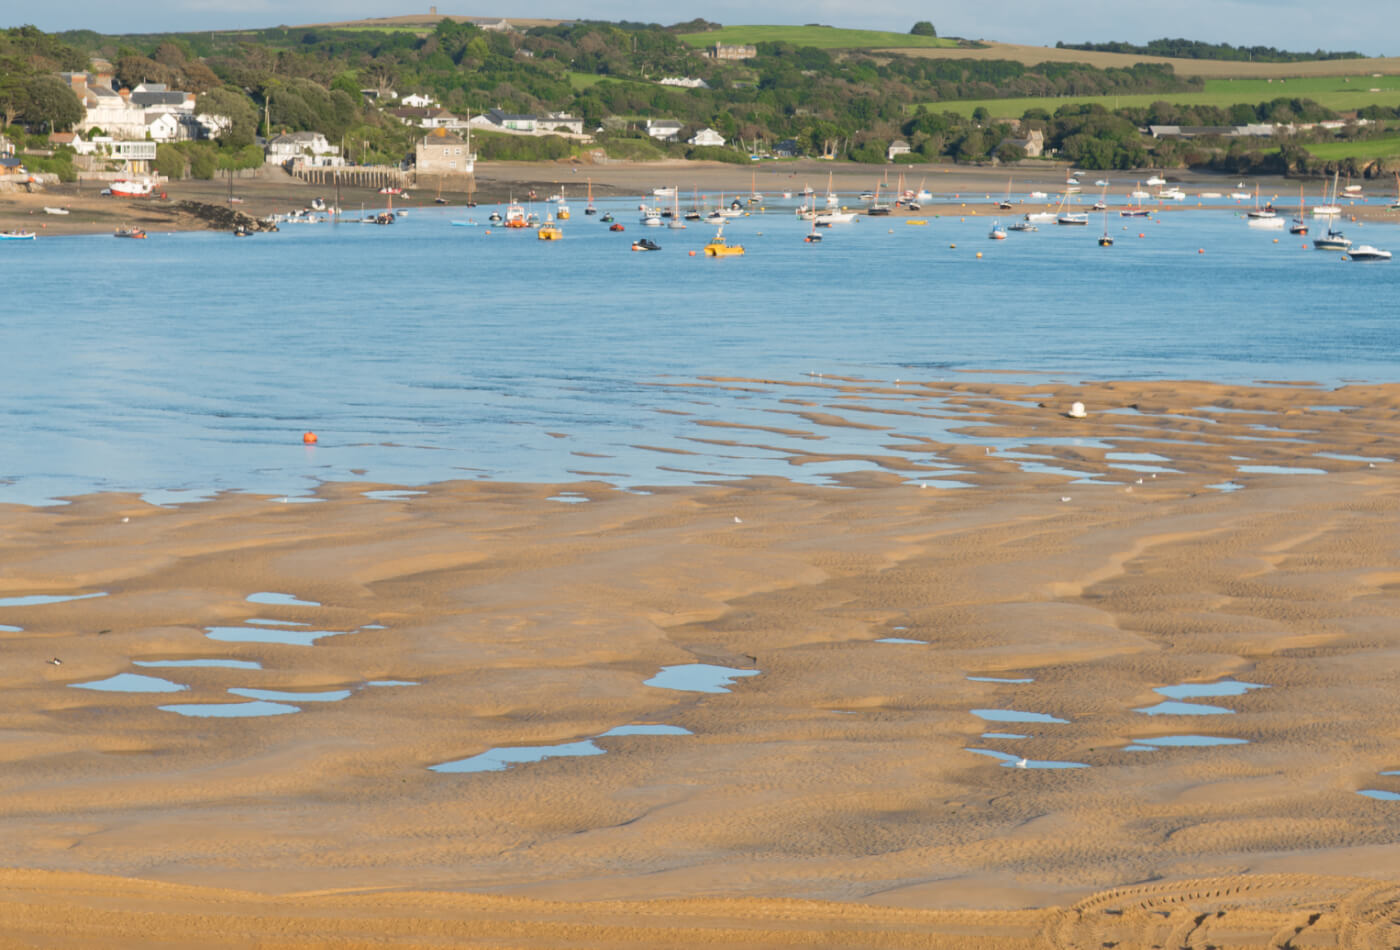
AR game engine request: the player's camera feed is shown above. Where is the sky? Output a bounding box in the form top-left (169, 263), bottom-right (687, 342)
top-left (8, 1), bottom-right (1394, 58)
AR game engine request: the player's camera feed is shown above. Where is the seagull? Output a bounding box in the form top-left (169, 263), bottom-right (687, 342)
top-left (48, 657), bottom-right (61, 666)
top-left (733, 516), bottom-right (743, 524)
top-left (1066, 401), bottom-right (1087, 419)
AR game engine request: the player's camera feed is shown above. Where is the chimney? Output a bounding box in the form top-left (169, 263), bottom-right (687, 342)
top-left (69, 73), bottom-right (88, 95)
top-left (118, 88), bottom-right (131, 101)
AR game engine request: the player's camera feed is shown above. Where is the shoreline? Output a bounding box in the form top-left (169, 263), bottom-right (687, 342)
top-left (5, 159), bottom-right (1395, 236)
top-left (5, 375), bottom-right (1400, 943)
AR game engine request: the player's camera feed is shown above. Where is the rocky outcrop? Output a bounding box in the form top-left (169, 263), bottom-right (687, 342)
top-left (172, 201), bottom-right (271, 232)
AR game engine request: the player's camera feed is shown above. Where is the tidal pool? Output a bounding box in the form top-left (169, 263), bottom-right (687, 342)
top-left (70, 673), bottom-right (188, 693)
top-left (159, 700), bottom-right (300, 718)
top-left (1135, 700), bottom-right (1235, 716)
top-left (597, 724), bottom-right (692, 737)
top-left (967, 748), bottom-right (1089, 769)
top-left (1155, 680), bottom-right (1267, 699)
top-left (644, 664), bottom-right (760, 693)
top-left (967, 675), bottom-right (1034, 684)
top-left (431, 740), bottom-right (605, 773)
top-left (971, 708), bottom-right (1068, 724)
top-left (246, 592), bottom-right (320, 607)
top-left (228, 687), bottom-right (352, 703)
top-left (136, 658), bottom-right (262, 670)
top-left (245, 618), bottom-right (311, 627)
top-left (877, 637), bottom-right (925, 644)
top-left (0, 592), bottom-right (107, 607)
top-left (1358, 789), bottom-right (1400, 801)
top-left (205, 625), bottom-right (352, 647)
top-left (1131, 735), bottom-right (1248, 748)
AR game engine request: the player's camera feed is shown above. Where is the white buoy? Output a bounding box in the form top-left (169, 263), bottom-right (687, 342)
top-left (733, 516), bottom-right (742, 524)
top-left (1067, 401), bottom-right (1087, 419)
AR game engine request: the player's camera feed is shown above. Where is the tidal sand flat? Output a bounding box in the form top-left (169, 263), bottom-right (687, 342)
top-left (4, 377), bottom-right (1400, 944)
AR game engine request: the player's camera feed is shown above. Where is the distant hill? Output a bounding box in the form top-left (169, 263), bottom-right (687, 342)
top-left (884, 41), bottom-right (1400, 79)
top-left (677, 25), bottom-right (960, 50)
top-left (290, 14), bottom-right (571, 31)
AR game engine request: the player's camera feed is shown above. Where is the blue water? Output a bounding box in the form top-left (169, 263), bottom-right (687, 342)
top-left (3, 199), bottom-right (1397, 505)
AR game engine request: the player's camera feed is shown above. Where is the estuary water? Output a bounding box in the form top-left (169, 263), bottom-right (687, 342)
top-left (1, 195), bottom-right (1395, 505)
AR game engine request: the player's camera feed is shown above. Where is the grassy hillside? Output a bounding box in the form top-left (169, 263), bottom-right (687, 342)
top-left (891, 41), bottom-right (1400, 79)
top-left (678, 25), bottom-right (957, 50)
top-left (922, 76), bottom-right (1400, 118)
top-left (1305, 137), bottom-right (1400, 161)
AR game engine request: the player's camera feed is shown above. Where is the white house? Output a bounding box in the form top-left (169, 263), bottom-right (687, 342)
top-left (887, 139), bottom-right (911, 161)
top-left (687, 127), bottom-right (725, 147)
top-left (400, 93), bottom-right (437, 108)
top-left (265, 131), bottom-right (343, 167)
top-left (644, 119), bottom-right (683, 142)
top-left (659, 77), bottom-right (709, 89)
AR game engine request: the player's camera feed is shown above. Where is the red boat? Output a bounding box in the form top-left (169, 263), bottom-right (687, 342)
top-left (609, 223), bottom-right (625, 232)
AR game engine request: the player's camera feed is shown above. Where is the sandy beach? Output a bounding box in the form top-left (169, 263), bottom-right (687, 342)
top-left (5, 158), bottom-right (1395, 236)
top-left (5, 374), bottom-right (1400, 945)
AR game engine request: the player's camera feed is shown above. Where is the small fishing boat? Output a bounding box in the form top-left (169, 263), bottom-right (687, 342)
top-left (631, 238), bottom-right (661, 251)
top-left (988, 221), bottom-right (1007, 240)
top-left (488, 211), bottom-right (503, 224)
top-left (1056, 213), bottom-right (1089, 226)
top-left (42, 206), bottom-right (68, 215)
top-left (0, 230), bottom-right (37, 239)
top-left (609, 223), bottom-right (625, 232)
top-left (600, 212), bottom-right (614, 223)
top-left (1008, 221), bottom-right (1037, 232)
top-left (113, 227), bottom-right (147, 239)
top-left (537, 216), bottom-right (562, 240)
top-left (703, 225), bottom-right (745, 257)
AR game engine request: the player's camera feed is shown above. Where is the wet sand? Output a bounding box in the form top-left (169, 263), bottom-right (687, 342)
top-left (5, 375), bottom-right (1400, 944)
top-left (6, 158), bottom-right (1395, 235)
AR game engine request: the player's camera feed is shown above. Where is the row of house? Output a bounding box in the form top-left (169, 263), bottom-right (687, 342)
top-left (62, 72), bottom-right (224, 143)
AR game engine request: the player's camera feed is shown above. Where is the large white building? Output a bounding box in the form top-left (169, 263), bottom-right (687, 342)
top-left (265, 131), bottom-right (344, 167)
top-left (61, 73), bottom-right (217, 143)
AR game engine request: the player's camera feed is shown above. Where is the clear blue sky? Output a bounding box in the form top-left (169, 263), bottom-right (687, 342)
top-left (8, 2), bottom-right (1394, 58)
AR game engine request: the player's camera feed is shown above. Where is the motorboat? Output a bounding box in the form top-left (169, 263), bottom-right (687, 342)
top-left (814, 210), bottom-right (858, 225)
top-left (609, 223), bottom-right (625, 232)
top-left (1346, 244), bottom-right (1391, 261)
top-left (488, 211), bottom-right (503, 224)
top-left (537, 217), bottom-right (562, 240)
top-left (109, 178), bottom-right (154, 197)
top-left (640, 208), bottom-right (663, 226)
top-left (631, 238), bottom-right (661, 251)
top-left (1247, 216), bottom-right (1284, 230)
top-left (42, 206), bottom-right (68, 215)
top-left (703, 225), bottom-right (745, 257)
top-left (653, 186), bottom-right (677, 198)
top-left (1008, 221), bottom-right (1037, 232)
top-left (1056, 213), bottom-right (1089, 225)
top-left (1146, 174), bottom-right (1166, 186)
top-left (1314, 229), bottom-right (1352, 250)
top-left (988, 221), bottom-right (1007, 240)
top-left (0, 230), bottom-right (37, 239)
top-left (600, 212), bottom-right (615, 223)
top-left (113, 227), bottom-right (147, 238)
top-left (1025, 211), bottom-right (1058, 223)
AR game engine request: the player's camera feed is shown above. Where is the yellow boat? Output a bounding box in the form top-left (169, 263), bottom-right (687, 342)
top-left (537, 216), bottom-right (562, 241)
top-left (703, 226), bottom-right (744, 257)
top-left (905, 218), bottom-right (928, 226)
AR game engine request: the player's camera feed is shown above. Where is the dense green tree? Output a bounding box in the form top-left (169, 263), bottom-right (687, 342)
top-left (197, 87), bottom-right (258, 148)
top-left (910, 21), bottom-right (937, 37)
top-left (18, 75), bottom-right (82, 130)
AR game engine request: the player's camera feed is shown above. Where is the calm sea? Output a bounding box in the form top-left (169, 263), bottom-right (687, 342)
top-left (1, 196), bottom-right (1395, 505)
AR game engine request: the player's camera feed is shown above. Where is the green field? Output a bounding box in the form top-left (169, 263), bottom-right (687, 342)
top-left (678, 25), bottom-right (956, 50)
top-left (921, 76), bottom-right (1400, 118)
top-left (1304, 136), bottom-right (1400, 160)
top-left (568, 71), bottom-right (650, 90)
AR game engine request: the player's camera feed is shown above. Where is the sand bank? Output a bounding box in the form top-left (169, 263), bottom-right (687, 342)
top-left (3, 375), bottom-right (1400, 944)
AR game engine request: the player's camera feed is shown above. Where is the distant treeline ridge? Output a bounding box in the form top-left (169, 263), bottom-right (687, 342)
top-left (1055, 38), bottom-right (1365, 63)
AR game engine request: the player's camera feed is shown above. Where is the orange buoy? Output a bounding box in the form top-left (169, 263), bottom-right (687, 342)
top-left (303, 432), bottom-right (318, 444)
top-left (1198, 248), bottom-right (1205, 254)
top-left (975, 251), bottom-right (982, 258)
top-left (689, 249), bottom-right (696, 256)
